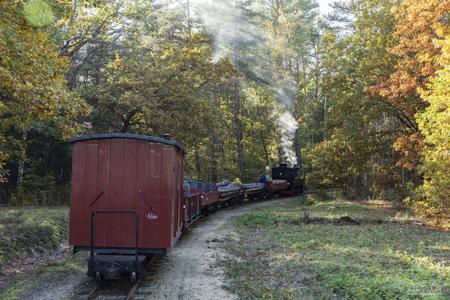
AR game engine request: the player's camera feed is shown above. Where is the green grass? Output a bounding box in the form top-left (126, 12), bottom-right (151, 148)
top-left (0, 207), bottom-right (69, 271)
top-left (220, 197), bottom-right (450, 300)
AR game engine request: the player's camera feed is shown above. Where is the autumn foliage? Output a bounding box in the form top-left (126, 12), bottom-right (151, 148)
top-left (366, 0), bottom-right (450, 224)
top-left (394, 0), bottom-right (449, 224)
top-left (368, 0), bottom-right (449, 171)
top-left (0, 0), bottom-right (448, 227)
top-left (414, 33), bottom-right (450, 228)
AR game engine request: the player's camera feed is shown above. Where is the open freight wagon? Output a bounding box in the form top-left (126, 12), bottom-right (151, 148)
top-left (68, 134), bottom-right (186, 281)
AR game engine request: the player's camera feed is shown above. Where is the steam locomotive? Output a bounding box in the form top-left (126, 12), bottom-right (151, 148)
top-left (68, 133), bottom-right (303, 282)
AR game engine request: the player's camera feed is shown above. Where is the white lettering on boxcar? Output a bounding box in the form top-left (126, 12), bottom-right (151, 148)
top-left (145, 212), bottom-right (158, 220)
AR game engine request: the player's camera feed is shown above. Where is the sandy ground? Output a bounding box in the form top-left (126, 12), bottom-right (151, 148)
top-left (137, 200), bottom-right (285, 300)
top-left (136, 208), bottom-right (242, 300)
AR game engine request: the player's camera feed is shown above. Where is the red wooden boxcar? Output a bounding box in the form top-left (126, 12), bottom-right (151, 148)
top-left (68, 134), bottom-right (185, 280)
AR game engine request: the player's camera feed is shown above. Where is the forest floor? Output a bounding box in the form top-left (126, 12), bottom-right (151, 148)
top-left (219, 195), bottom-right (450, 299)
top-left (0, 195), bottom-right (448, 299)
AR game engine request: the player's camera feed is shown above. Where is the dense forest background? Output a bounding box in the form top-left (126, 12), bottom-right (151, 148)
top-left (0, 0), bottom-right (448, 226)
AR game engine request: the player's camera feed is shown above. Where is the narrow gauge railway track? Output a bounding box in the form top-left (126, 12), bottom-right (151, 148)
top-left (86, 278), bottom-right (141, 300)
top-left (83, 254), bottom-right (163, 300)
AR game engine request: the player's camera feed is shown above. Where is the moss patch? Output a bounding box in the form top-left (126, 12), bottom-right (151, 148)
top-left (220, 197), bottom-right (450, 299)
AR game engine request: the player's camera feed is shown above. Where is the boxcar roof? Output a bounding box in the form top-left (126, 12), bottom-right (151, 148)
top-left (69, 133), bottom-right (186, 153)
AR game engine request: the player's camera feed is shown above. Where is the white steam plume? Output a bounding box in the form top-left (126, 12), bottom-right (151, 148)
top-left (165, 0), bottom-right (299, 165)
top-left (274, 85), bottom-right (299, 165)
top-left (277, 112), bottom-right (298, 165)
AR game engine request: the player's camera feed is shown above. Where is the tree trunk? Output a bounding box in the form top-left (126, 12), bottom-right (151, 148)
top-left (354, 175), bottom-right (361, 197)
top-left (186, 0), bottom-right (192, 38)
top-left (323, 96), bottom-right (327, 141)
top-left (313, 109), bottom-right (319, 143)
top-left (259, 130), bottom-right (269, 167)
top-left (233, 80), bottom-right (244, 179)
top-left (16, 130), bottom-right (27, 188)
top-left (194, 148), bottom-right (201, 180)
top-left (210, 85), bottom-right (219, 182)
top-left (294, 104), bottom-right (302, 170)
top-left (210, 133), bottom-right (218, 182)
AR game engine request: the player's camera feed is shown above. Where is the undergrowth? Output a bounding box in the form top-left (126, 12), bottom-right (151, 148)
top-left (219, 196), bottom-right (450, 299)
top-left (0, 207), bottom-right (68, 271)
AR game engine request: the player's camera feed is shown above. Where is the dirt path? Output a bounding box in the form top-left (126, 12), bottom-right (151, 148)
top-left (136, 199), bottom-right (285, 300)
top-left (137, 209), bottom-right (240, 300)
